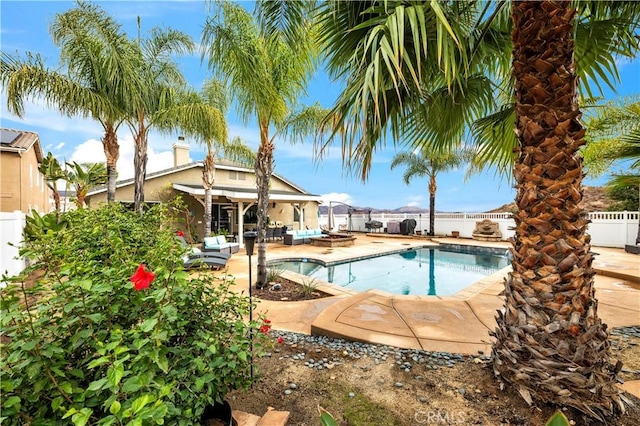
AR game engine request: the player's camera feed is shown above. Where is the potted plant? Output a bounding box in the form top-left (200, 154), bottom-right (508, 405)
top-left (1, 204), bottom-right (270, 424)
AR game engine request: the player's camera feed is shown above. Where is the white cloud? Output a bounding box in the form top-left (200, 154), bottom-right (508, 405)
top-left (406, 195), bottom-right (424, 207)
top-left (55, 142), bottom-right (65, 150)
top-left (67, 134), bottom-right (181, 181)
top-left (319, 192), bottom-right (354, 206)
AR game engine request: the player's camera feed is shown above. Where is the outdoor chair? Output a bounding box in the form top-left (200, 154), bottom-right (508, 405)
top-left (273, 227), bottom-right (283, 242)
top-left (266, 227), bottom-right (275, 242)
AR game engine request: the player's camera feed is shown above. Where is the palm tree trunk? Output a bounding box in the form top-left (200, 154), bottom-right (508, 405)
top-left (428, 175), bottom-right (436, 236)
top-left (255, 123), bottom-right (273, 289)
top-left (50, 185), bottom-right (61, 218)
top-left (102, 125), bottom-right (119, 203)
top-left (203, 151), bottom-right (215, 238)
top-left (492, 1), bottom-right (623, 420)
top-left (133, 120), bottom-right (147, 214)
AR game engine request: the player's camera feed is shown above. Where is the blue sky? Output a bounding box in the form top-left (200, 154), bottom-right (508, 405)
top-left (2, 1), bottom-right (639, 212)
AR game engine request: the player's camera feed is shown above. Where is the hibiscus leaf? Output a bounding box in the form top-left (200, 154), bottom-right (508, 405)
top-left (87, 378), bottom-right (108, 391)
top-left (140, 318), bottom-right (158, 333)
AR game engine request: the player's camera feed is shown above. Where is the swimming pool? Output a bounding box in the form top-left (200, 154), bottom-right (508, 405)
top-left (269, 246), bottom-right (510, 296)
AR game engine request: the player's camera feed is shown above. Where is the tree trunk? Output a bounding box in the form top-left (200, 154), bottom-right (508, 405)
top-left (492, 1), bottom-right (624, 420)
top-left (255, 122), bottom-right (273, 289)
top-left (203, 151), bottom-right (215, 238)
top-left (51, 185), bottom-right (60, 219)
top-left (133, 118), bottom-right (147, 214)
top-left (102, 124), bottom-right (119, 203)
top-left (428, 174), bottom-right (436, 236)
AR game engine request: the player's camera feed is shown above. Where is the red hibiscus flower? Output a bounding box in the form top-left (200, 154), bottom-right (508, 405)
top-left (259, 325), bottom-right (270, 335)
top-left (277, 336), bottom-right (284, 344)
top-left (130, 264), bottom-right (155, 291)
top-left (176, 230), bottom-right (185, 237)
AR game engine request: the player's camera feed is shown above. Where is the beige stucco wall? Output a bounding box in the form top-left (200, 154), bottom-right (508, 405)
top-left (0, 150), bottom-right (50, 214)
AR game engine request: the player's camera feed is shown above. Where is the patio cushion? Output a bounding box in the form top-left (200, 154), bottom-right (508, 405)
top-left (203, 237), bottom-right (218, 248)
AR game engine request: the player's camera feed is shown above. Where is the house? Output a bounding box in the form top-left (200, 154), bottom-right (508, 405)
top-left (0, 128), bottom-right (50, 214)
top-left (86, 139), bottom-right (322, 246)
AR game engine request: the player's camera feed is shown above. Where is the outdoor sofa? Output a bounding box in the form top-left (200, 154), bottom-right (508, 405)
top-left (203, 235), bottom-right (240, 254)
top-left (283, 228), bottom-right (325, 245)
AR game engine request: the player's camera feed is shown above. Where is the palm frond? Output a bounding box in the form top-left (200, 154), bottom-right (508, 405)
top-left (470, 104), bottom-right (517, 178)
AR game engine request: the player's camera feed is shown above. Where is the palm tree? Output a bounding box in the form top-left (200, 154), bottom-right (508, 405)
top-left (391, 149), bottom-right (471, 236)
top-left (1, 2), bottom-right (139, 203)
top-left (201, 1), bottom-right (319, 287)
top-left (65, 161), bottom-right (107, 207)
top-left (192, 79), bottom-right (256, 238)
top-left (316, 0), bottom-right (640, 419)
top-left (38, 152), bottom-right (67, 216)
top-left (123, 23), bottom-right (228, 214)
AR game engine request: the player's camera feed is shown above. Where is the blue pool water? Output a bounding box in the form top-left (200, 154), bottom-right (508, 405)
top-left (270, 247), bottom-right (510, 296)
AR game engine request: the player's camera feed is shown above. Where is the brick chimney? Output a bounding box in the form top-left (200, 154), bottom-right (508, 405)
top-left (172, 136), bottom-right (190, 167)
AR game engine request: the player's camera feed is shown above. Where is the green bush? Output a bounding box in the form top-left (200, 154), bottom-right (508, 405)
top-left (1, 203), bottom-right (268, 425)
top-left (298, 277), bottom-right (319, 297)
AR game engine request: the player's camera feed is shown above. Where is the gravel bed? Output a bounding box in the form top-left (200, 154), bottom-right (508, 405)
top-left (264, 331), bottom-right (489, 373)
top-left (264, 325), bottom-right (640, 371)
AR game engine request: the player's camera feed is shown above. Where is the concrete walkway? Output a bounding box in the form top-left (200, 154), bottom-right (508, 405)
top-left (221, 234), bottom-right (640, 395)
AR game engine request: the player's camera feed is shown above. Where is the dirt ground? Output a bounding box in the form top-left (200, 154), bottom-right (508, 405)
top-left (227, 285), bottom-right (640, 426)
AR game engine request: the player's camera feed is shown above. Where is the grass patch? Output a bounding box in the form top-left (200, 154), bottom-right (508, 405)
top-left (314, 380), bottom-right (403, 426)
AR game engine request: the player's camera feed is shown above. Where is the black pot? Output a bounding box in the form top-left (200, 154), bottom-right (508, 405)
top-left (201, 400), bottom-right (233, 426)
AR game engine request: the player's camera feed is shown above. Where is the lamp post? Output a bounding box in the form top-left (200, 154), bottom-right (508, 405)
top-left (243, 231), bottom-right (257, 381)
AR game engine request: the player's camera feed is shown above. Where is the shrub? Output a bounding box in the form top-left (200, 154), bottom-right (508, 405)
top-left (266, 266), bottom-right (285, 283)
top-left (0, 203), bottom-right (268, 425)
top-left (298, 277), bottom-right (319, 297)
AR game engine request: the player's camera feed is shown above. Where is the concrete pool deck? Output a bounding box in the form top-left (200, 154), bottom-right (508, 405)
top-left (221, 234), bottom-right (640, 396)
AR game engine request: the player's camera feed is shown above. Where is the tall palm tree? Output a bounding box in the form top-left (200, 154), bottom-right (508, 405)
top-left (192, 79), bottom-right (256, 238)
top-left (126, 24), bottom-right (192, 214)
top-left (124, 23), bottom-right (228, 214)
top-left (201, 1), bottom-right (319, 287)
top-left (65, 161), bottom-right (107, 207)
top-left (391, 149), bottom-right (471, 236)
top-left (0, 2), bottom-right (139, 203)
top-left (316, 0), bottom-right (640, 419)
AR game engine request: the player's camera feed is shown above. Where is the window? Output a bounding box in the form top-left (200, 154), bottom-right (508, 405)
top-left (293, 207), bottom-right (305, 222)
top-left (229, 170), bottom-right (246, 181)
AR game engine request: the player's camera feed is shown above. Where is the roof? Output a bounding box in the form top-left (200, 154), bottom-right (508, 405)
top-left (0, 128), bottom-right (44, 162)
top-left (87, 159), bottom-right (315, 197)
top-left (173, 183), bottom-right (321, 203)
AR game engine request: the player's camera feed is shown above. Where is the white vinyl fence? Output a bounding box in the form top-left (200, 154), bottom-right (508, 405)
top-left (1, 211), bottom-right (26, 279)
top-left (321, 211), bottom-right (639, 249)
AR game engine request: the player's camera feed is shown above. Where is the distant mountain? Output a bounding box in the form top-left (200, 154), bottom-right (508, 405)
top-left (318, 205), bottom-right (430, 215)
top-left (319, 186), bottom-right (613, 215)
